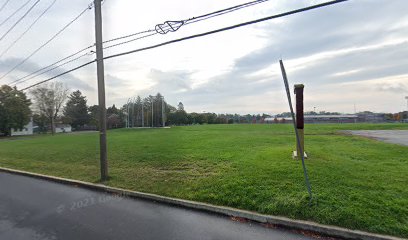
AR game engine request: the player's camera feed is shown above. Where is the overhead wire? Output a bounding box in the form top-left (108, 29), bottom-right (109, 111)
top-left (104, 0), bottom-right (349, 60)
top-left (0, 1), bottom-right (94, 81)
top-left (12, 0), bottom-right (271, 86)
top-left (0, 0), bottom-right (40, 42)
top-left (0, 0), bottom-right (32, 28)
top-left (20, 60), bottom-right (96, 91)
top-left (0, 0), bottom-right (11, 13)
top-left (9, 44), bottom-right (95, 85)
top-left (20, 0), bottom-right (348, 91)
top-left (0, 0), bottom-right (57, 58)
top-left (102, 0), bottom-right (270, 48)
top-left (12, 49), bottom-right (94, 86)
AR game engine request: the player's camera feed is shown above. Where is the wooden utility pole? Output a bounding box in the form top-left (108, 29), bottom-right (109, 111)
top-left (94, 0), bottom-right (108, 181)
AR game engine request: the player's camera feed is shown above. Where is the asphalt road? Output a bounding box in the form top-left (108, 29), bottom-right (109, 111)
top-left (345, 130), bottom-right (408, 146)
top-left (0, 172), bottom-right (317, 240)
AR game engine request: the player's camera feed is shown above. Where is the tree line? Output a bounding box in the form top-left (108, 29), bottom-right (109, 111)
top-left (0, 82), bottom-right (274, 136)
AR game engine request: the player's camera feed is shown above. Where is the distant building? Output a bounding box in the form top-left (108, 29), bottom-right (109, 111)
top-left (304, 114), bottom-right (358, 124)
top-left (11, 118), bottom-right (34, 136)
top-left (356, 112), bottom-right (387, 123)
top-left (55, 124), bottom-right (72, 133)
top-left (264, 117), bottom-right (293, 123)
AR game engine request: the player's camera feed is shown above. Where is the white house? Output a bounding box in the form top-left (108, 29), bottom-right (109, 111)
top-left (11, 118), bottom-right (34, 136)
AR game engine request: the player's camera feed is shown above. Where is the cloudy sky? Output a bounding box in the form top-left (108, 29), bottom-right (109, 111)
top-left (0, 0), bottom-right (407, 114)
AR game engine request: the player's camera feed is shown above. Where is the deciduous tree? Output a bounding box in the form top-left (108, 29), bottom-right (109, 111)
top-left (30, 82), bottom-right (68, 135)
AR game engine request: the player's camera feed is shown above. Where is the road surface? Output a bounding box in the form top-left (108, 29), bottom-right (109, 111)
top-left (344, 130), bottom-right (408, 146)
top-left (0, 172), bottom-right (318, 240)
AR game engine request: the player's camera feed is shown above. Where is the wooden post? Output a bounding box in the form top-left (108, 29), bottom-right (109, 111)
top-left (294, 84), bottom-right (306, 158)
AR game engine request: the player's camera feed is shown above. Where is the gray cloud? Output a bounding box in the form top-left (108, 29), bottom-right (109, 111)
top-left (375, 82), bottom-right (408, 94)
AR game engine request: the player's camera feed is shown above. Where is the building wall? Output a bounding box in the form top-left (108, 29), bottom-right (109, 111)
top-left (11, 120), bottom-right (33, 136)
top-left (55, 126), bottom-right (72, 133)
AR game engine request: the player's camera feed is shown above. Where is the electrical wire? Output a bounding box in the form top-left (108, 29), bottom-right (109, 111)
top-left (103, 32), bottom-right (157, 50)
top-left (14, 51), bottom-right (94, 86)
top-left (13, 0), bottom-right (271, 83)
top-left (20, 0), bottom-right (348, 91)
top-left (0, 0), bottom-right (11, 13)
top-left (0, 0), bottom-right (57, 58)
top-left (0, 0), bottom-right (40, 42)
top-left (104, 0), bottom-right (348, 61)
top-left (0, 0), bottom-right (32, 28)
top-left (185, 0), bottom-right (269, 24)
top-left (0, 1), bottom-right (94, 81)
top-left (9, 44), bottom-right (95, 85)
top-left (20, 60), bottom-right (96, 91)
top-left (102, 0), bottom-right (270, 47)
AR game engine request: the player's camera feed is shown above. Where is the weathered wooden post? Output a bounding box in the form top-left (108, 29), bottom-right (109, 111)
top-left (294, 84), bottom-right (307, 159)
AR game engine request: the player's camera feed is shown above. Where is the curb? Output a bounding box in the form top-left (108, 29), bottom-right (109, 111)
top-left (0, 167), bottom-right (404, 240)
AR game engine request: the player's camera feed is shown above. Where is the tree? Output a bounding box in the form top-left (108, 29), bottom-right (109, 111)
top-left (30, 82), bottom-right (68, 135)
top-left (32, 113), bottom-right (48, 133)
top-left (177, 102), bottom-right (184, 111)
top-left (107, 104), bottom-right (119, 115)
top-left (88, 105), bottom-right (100, 129)
top-left (63, 90), bottom-right (89, 129)
top-left (0, 85), bottom-right (31, 136)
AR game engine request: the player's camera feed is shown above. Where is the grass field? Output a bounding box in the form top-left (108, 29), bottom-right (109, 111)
top-left (0, 123), bottom-right (407, 237)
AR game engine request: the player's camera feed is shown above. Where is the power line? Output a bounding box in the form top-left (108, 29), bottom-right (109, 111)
top-left (102, 0), bottom-right (270, 47)
top-left (9, 44), bottom-right (95, 85)
top-left (185, 0), bottom-right (269, 24)
top-left (102, 29), bottom-right (155, 45)
top-left (0, 0), bottom-right (32, 28)
top-left (0, 0), bottom-right (11, 13)
top-left (0, 0), bottom-right (40, 42)
top-left (0, 1), bottom-right (94, 81)
top-left (13, 51), bottom-right (94, 86)
top-left (104, 0), bottom-right (348, 61)
top-left (20, 0), bottom-right (348, 91)
top-left (103, 32), bottom-right (157, 50)
top-left (0, 0), bottom-right (57, 58)
top-left (21, 60), bottom-right (95, 91)
top-left (16, 0), bottom-right (271, 82)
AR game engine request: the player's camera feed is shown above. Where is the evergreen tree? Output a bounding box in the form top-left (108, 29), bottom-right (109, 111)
top-left (63, 90), bottom-right (90, 129)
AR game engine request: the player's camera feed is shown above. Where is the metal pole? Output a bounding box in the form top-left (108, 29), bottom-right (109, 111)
top-left (94, 0), bottom-right (108, 181)
top-left (279, 60), bottom-right (312, 202)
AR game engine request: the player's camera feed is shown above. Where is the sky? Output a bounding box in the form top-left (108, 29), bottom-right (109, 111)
top-left (0, 0), bottom-right (407, 115)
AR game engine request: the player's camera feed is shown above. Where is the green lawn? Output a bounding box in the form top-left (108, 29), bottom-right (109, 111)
top-left (0, 124), bottom-right (407, 237)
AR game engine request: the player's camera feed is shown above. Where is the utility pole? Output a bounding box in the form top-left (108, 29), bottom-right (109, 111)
top-left (94, 0), bottom-right (108, 181)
